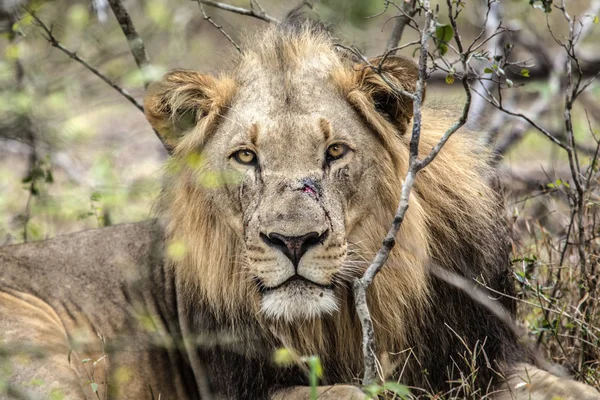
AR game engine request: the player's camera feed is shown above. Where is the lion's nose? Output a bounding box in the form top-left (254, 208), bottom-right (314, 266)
top-left (261, 231), bottom-right (327, 268)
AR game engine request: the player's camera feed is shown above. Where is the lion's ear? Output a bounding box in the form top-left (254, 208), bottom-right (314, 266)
top-left (144, 70), bottom-right (234, 151)
top-left (355, 56), bottom-right (423, 133)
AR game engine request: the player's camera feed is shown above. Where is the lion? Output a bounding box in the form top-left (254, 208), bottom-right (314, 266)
top-left (1, 19), bottom-right (599, 400)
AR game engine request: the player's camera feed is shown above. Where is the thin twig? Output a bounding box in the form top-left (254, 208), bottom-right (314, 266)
top-left (353, 1), bottom-right (433, 386)
top-left (199, 0), bottom-right (278, 24)
top-left (197, 1), bottom-right (241, 53)
top-left (27, 10), bottom-right (144, 112)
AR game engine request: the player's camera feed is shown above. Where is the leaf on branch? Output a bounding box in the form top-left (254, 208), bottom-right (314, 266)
top-left (438, 42), bottom-right (448, 56)
top-left (506, 78), bottom-right (513, 88)
top-left (484, 67), bottom-right (494, 74)
top-left (520, 68), bottom-right (530, 78)
top-left (445, 74), bottom-right (455, 84)
top-left (435, 23), bottom-right (454, 43)
top-left (435, 23), bottom-right (453, 56)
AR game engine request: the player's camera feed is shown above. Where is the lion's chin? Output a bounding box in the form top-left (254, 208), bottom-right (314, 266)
top-left (260, 280), bottom-right (338, 322)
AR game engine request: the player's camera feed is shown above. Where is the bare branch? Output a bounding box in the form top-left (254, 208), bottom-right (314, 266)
top-left (472, 85), bottom-right (569, 151)
top-left (107, 0), bottom-right (151, 89)
top-left (27, 10), bottom-right (144, 113)
top-left (197, 1), bottom-right (241, 53)
top-left (199, 0), bottom-right (278, 24)
top-left (353, 1), bottom-right (435, 386)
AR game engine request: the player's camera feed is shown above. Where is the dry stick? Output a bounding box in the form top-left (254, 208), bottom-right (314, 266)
top-left (384, 0), bottom-right (418, 54)
top-left (107, 0), bottom-right (150, 86)
top-left (197, 1), bottom-right (242, 53)
top-left (199, 0), bottom-right (278, 24)
top-left (354, 0), bottom-right (477, 385)
top-left (27, 10), bottom-right (144, 113)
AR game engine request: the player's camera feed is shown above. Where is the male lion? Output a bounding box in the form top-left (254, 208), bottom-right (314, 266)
top-left (1, 20), bottom-right (599, 400)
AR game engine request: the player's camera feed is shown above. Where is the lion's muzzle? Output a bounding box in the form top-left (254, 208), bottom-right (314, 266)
top-left (260, 230), bottom-right (328, 268)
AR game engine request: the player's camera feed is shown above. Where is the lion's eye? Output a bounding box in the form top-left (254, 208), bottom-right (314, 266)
top-left (326, 144), bottom-right (349, 162)
top-left (232, 149), bottom-right (257, 166)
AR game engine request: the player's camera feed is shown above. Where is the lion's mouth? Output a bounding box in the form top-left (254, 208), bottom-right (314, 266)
top-left (257, 274), bottom-right (333, 294)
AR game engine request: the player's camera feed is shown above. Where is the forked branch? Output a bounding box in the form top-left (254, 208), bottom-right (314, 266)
top-left (353, 0), bottom-right (474, 386)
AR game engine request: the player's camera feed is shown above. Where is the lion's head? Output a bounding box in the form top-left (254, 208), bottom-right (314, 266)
top-left (144, 22), bottom-right (503, 349)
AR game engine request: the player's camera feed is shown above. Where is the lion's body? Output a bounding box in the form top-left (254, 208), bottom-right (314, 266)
top-left (1, 19), bottom-right (599, 400)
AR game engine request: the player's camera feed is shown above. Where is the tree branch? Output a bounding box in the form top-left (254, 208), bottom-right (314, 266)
top-left (353, 0), bottom-right (434, 386)
top-left (198, 0), bottom-right (278, 24)
top-left (107, 0), bottom-right (151, 89)
top-left (27, 10), bottom-right (144, 113)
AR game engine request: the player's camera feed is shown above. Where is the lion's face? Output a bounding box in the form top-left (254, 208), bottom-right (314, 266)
top-left (199, 78), bottom-right (385, 322)
top-left (144, 28), bottom-right (419, 322)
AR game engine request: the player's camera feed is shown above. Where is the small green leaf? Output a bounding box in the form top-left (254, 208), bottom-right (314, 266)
top-left (383, 382), bottom-right (410, 397)
top-left (506, 79), bottom-right (513, 87)
top-left (91, 382), bottom-right (99, 393)
top-left (435, 23), bottom-right (454, 43)
top-left (445, 74), bottom-right (455, 84)
top-left (81, 358), bottom-right (92, 363)
top-left (593, 15), bottom-right (599, 23)
top-left (484, 67), bottom-right (494, 74)
top-left (520, 68), bottom-right (530, 78)
top-left (438, 42), bottom-right (448, 56)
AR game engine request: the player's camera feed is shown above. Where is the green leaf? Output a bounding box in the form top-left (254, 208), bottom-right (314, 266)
top-left (520, 68), bottom-right (530, 78)
top-left (438, 42), bottom-right (448, 56)
top-left (445, 74), bottom-right (455, 84)
top-left (484, 67), bottom-right (494, 74)
top-left (383, 382), bottom-right (410, 397)
top-left (363, 384), bottom-right (384, 398)
top-left (435, 23), bottom-right (454, 43)
top-left (506, 79), bottom-right (514, 88)
top-left (91, 382), bottom-right (99, 393)
top-left (593, 15), bottom-right (599, 24)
